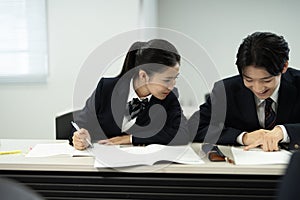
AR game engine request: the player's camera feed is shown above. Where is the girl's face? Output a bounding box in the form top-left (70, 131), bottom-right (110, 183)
top-left (146, 64), bottom-right (180, 100)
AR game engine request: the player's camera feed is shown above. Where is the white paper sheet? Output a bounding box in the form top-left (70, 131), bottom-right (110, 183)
top-left (72, 149), bottom-right (93, 157)
top-left (231, 146), bottom-right (292, 165)
top-left (25, 143), bottom-right (92, 157)
top-left (93, 144), bottom-right (204, 168)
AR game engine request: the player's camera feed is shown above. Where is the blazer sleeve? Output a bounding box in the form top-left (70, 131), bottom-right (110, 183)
top-left (279, 69), bottom-right (300, 150)
top-left (72, 79), bottom-right (106, 142)
top-left (132, 89), bottom-right (190, 145)
top-left (284, 124), bottom-right (300, 150)
top-left (189, 81), bottom-right (243, 145)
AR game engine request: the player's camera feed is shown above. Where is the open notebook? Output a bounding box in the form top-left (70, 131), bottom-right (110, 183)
top-left (92, 143), bottom-right (204, 168)
top-left (25, 142), bottom-right (204, 168)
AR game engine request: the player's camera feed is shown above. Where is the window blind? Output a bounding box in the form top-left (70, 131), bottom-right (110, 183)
top-left (0, 0), bottom-right (48, 83)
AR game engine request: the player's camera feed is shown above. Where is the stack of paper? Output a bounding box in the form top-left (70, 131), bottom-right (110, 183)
top-left (231, 147), bottom-right (292, 165)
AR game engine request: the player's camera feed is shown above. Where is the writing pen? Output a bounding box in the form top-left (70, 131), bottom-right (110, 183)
top-left (71, 121), bottom-right (94, 148)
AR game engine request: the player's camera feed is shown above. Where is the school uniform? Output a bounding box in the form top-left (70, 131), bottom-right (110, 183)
top-left (189, 68), bottom-right (300, 150)
top-left (74, 76), bottom-right (189, 145)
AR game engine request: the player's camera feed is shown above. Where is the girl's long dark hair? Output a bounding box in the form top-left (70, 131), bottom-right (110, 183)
top-left (117, 39), bottom-right (180, 78)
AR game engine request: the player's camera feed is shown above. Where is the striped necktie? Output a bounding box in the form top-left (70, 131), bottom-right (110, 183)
top-left (265, 98), bottom-right (276, 130)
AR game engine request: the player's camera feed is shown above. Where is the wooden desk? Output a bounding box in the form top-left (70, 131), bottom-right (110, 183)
top-left (0, 139), bottom-right (286, 200)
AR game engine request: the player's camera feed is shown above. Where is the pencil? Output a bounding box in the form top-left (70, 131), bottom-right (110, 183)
top-left (0, 150), bottom-right (22, 155)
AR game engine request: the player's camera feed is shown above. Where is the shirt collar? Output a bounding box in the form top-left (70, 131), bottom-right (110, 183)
top-left (127, 78), bottom-right (152, 102)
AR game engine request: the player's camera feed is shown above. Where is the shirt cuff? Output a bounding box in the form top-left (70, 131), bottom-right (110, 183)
top-left (277, 125), bottom-right (290, 143)
top-left (129, 134), bottom-right (133, 144)
top-left (236, 132), bottom-right (247, 145)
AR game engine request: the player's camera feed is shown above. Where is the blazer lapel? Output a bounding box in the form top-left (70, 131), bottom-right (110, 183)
top-left (236, 85), bottom-right (260, 128)
top-left (111, 77), bottom-right (130, 128)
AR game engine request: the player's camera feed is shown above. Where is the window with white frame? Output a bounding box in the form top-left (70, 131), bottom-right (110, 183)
top-left (0, 0), bottom-right (48, 83)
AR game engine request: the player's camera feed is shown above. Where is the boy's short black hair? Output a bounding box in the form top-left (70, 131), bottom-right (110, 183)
top-left (236, 32), bottom-right (290, 76)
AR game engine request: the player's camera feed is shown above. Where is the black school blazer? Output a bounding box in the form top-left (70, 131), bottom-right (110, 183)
top-left (74, 77), bottom-right (189, 145)
top-left (189, 68), bottom-right (300, 150)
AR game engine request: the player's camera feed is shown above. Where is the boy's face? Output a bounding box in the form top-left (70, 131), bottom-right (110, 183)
top-left (242, 65), bottom-right (281, 100)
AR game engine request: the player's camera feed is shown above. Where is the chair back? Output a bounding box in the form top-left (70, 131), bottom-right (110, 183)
top-left (0, 178), bottom-right (44, 200)
top-left (55, 110), bottom-right (78, 143)
top-left (277, 151), bottom-right (300, 200)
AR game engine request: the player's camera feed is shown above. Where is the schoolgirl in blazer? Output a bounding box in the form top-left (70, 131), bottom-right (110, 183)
top-left (73, 39), bottom-right (189, 150)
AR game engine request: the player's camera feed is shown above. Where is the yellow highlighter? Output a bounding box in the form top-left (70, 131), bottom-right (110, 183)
top-left (0, 150), bottom-right (22, 155)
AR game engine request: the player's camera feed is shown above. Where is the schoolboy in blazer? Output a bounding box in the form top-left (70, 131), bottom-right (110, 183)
top-left (189, 32), bottom-right (300, 151)
top-left (73, 39), bottom-right (189, 150)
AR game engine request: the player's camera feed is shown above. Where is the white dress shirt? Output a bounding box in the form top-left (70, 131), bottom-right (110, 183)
top-left (236, 83), bottom-right (290, 144)
top-left (121, 79), bottom-right (151, 143)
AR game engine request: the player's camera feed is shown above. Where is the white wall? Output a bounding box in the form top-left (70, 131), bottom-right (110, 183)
top-left (157, 0), bottom-right (300, 109)
top-left (2, 0), bottom-right (300, 139)
top-left (0, 0), bottom-right (140, 139)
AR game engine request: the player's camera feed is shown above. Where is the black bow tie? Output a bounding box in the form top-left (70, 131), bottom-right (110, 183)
top-left (128, 98), bottom-right (149, 119)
